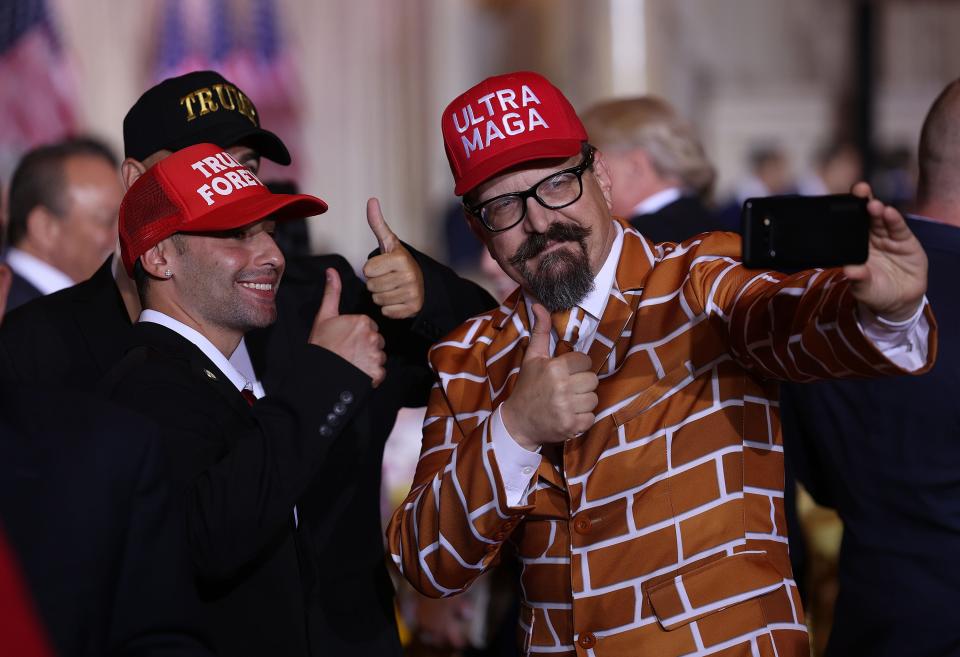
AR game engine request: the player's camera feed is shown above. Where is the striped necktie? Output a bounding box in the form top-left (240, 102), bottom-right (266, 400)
top-left (551, 306), bottom-right (584, 355)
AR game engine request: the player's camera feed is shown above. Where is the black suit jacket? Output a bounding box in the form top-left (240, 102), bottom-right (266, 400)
top-left (0, 383), bottom-right (210, 657)
top-left (4, 270), bottom-right (42, 315)
top-left (781, 216), bottom-right (960, 657)
top-left (628, 194), bottom-right (724, 243)
top-left (0, 258), bottom-right (129, 385)
top-left (92, 250), bottom-right (493, 657)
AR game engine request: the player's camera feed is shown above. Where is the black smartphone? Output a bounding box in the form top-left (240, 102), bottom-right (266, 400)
top-left (740, 193), bottom-right (869, 269)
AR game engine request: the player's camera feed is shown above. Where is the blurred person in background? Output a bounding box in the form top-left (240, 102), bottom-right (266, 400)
top-left (871, 145), bottom-right (916, 212)
top-left (781, 77), bottom-right (960, 657)
top-left (797, 141), bottom-right (863, 196)
top-left (580, 96), bottom-right (722, 242)
top-left (2, 137), bottom-right (122, 313)
top-left (265, 179), bottom-right (313, 258)
top-left (388, 70), bottom-right (934, 657)
top-left (718, 144), bottom-right (795, 231)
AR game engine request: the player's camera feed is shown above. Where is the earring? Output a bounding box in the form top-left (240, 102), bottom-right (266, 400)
top-left (164, 269), bottom-right (173, 278)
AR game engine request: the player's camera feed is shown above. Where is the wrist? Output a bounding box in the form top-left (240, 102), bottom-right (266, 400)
top-left (501, 401), bottom-right (538, 452)
top-left (871, 298), bottom-right (924, 323)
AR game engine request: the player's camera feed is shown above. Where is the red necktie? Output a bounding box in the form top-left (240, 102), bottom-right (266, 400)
top-left (241, 388), bottom-right (257, 407)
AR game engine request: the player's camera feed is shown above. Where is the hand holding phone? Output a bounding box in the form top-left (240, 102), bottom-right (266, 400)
top-left (741, 185), bottom-right (927, 323)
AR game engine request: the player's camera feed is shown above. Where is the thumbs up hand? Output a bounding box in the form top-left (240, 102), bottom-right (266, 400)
top-left (501, 304), bottom-right (599, 451)
top-left (362, 198), bottom-right (425, 319)
top-left (309, 268), bottom-right (386, 386)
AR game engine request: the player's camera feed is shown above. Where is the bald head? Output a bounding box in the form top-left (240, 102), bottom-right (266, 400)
top-left (917, 79), bottom-right (960, 222)
top-left (581, 97), bottom-right (715, 215)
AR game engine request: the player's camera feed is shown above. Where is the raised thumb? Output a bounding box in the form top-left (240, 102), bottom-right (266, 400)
top-left (366, 197), bottom-right (398, 254)
top-left (524, 303), bottom-right (551, 361)
top-left (316, 268), bottom-right (342, 321)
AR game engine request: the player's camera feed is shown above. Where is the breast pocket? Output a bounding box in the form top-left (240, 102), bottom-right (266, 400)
top-left (612, 362), bottom-right (695, 428)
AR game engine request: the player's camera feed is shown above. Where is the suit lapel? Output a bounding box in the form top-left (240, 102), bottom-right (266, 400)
top-left (586, 222), bottom-right (654, 377)
top-left (133, 323), bottom-right (252, 420)
top-left (483, 290), bottom-right (529, 407)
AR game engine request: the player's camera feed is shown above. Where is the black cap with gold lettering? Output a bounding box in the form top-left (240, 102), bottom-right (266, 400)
top-left (123, 70), bottom-right (291, 165)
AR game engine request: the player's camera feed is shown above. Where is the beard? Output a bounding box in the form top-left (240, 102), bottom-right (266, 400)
top-left (508, 221), bottom-right (594, 313)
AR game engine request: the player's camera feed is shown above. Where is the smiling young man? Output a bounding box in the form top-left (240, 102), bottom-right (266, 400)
top-left (387, 71), bottom-right (937, 656)
top-left (100, 142), bottom-right (385, 657)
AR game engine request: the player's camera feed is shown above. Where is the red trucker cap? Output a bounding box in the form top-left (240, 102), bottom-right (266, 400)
top-left (441, 71), bottom-right (587, 195)
top-left (119, 142), bottom-right (327, 275)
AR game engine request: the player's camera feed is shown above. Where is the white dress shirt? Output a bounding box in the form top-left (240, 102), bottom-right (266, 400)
top-left (5, 247), bottom-right (74, 295)
top-left (631, 187), bottom-right (683, 217)
top-left (491, 221), bottom-right (931, 506)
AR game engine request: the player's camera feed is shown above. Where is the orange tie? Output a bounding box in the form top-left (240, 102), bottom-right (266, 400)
top-left (551, 306), bottom-right (584, 355)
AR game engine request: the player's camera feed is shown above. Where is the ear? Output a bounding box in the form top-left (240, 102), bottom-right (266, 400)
top-left (0, 263), bottom-right (11, 320)
top-left (121, 157), bottom-right (148, 191)
top-left (591, 149), bottom-right (615, 212)
top-left (26, 206), bottom-right (62, 253)
top-left (139, 239), bottom-right (174, 280)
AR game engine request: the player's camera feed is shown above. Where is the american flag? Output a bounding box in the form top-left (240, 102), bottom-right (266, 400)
top-left (152, 0), bottom-right (302, 180)
top-left (0, 0), bottom-right (77, 183)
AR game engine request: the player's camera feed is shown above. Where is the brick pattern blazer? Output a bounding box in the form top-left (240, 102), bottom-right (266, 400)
top-left (387, 220), bottom-right (936, 657)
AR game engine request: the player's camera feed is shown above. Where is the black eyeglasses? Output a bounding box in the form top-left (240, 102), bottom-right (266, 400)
top-left (464, 147), bottom-right (596, 232)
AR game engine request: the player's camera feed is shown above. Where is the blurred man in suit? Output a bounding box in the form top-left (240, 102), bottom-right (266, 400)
top-left (2, 138), bottom-right (122, 313)
top-left (580, 96), bottom-right (720, 242)
top-left (0, 206), bottom-right (210, 657)
top-left (781, 78), bottom-right (960, 657)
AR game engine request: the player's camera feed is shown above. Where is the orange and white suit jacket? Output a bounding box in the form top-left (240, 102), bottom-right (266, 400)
top-left (387, 221), bottom-right (936, 657)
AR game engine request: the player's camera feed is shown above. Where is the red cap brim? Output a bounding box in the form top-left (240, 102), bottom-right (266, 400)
top-left (179, 192), bottom-right (328, 233)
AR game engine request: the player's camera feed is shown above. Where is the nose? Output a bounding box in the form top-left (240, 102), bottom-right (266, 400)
top-left (522, 196), bottom-right (551, 234)
top-left (254, 230), bottom-right (285, 272)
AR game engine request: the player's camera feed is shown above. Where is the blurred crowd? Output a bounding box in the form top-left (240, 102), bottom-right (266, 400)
top-left (0, 63), bottom-right (956, 657)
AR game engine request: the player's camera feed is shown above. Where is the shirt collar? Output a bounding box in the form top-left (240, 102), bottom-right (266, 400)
top-left (631, 187), bottom-right (683, 216)
top-left (139, 309), bottom-right (252, 393)
top-left (4, 248), bottom-right (74, 295)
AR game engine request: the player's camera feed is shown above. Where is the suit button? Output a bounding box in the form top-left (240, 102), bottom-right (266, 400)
top-left (577, 632), bottom-right (596, 649)
top-left (319, 425), bottom-right (332, 437)
top-left (326, 412), bottom-right (340, 426)
top-left (573, 517), bottom-right (592, 534)
top-left (333, 402), bottom-right (347, 415)
top-left (339, 391), bottom-right (354, 404)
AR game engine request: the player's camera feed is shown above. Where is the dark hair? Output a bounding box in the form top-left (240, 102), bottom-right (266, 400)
top-left (6, 137), bottom-right (119, 247)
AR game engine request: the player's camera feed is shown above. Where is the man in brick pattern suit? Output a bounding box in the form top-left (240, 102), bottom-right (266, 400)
top-left (387, 71), bottom-right (936, 656)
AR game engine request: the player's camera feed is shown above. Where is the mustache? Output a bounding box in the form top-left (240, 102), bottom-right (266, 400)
top-left (508, 222), bottom-right (591, 268)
